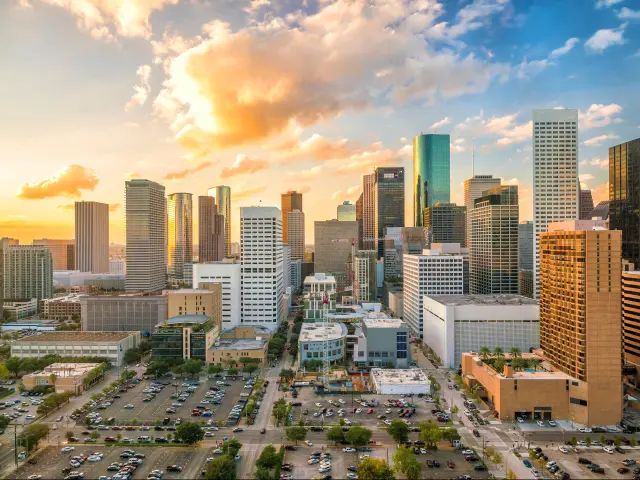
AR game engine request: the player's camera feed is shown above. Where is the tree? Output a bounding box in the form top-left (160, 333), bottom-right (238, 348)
top-left (506, 469), bottom-right (517, 480)
top-left (123, 347), bottom-right (141, 365)
top-left (6, 357), bottom-right (22, 378)
top-left (206, 455), bottom-right (237, 480)
top-left (228, 359), bottom-right (237, 368)
top-left (345, 426), bottom-right (372, 448)
top-left (441, 428), bottom-right (461, 443)
top-left (630, 437), bottom-right (637, 447)
top-left (228, 368), bottom-right (238, 377)
top-left (19, 424), bottom-right (50, 452)
top-left (243, 364), bottom-right (259, 376)
top-left (90, 431), bottom-right (100, 440)
top-left (183, 359), bottom-right (203, 378)
top-left (492, 452), bottom-right (503, 464)
top-left (256, 444), bottom-right (279, 470)
top-left (279, 369), bottom-right (295, 380)
top-left (116, 433), bottom-right (123, 442)
top-left (529, 357), bottom-right (541, 371)
top-left (285, 426), bottom-right (307, 445)
top-left (48, 373), bottom-right (57, 390)
top-left (175, 422), bottom-right (204, 445)
top-left (357, 458), bottom-right (395, 480)
top-left (0, 416), bottom-right (9, 434)
top-left (600, 434), bottom-right (606, 445)
top-left (326, 427), bottom-right (344, 444)
top-left (392, 446), bottom-right (421, 480)
top-left (223, 439), bottom-right (242, 457)
top-left (585, 435), bottom-right (592, 447)
top-left (254, 467), bottom-right (272, 480)
top-left (614, 436), bottom-right (621, 447)
top-left (493, 358), bottom-right (506, 374)
top-left (511, 358), bottom-right (525, 372)
top-left (569, 435), bottom-right (577, 446)
top-left (131, 418), bottom-right (138, 426)
top-left (479, 347), bottom-right (491, 360)
top-left (139, 338), bottom-right (151, 354)
top-left (419, 421), bottom-right (442, 448)
top-left (387, 421), bottom-right (409, 445)
top-left (148, 361), bottom-right (170, 377)
top-left (208, 365), bottom-right (223, 377)
top-left (509, 347), bottom-right (521, 358)
top-left (493, 346), bottom-right (504, 358)
top-left (66, 431), bottom-right (75, 440)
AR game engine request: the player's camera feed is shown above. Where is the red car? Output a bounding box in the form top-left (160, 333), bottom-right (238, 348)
top-left (112, 426), bottom-right (123, 430)
top-left (447, 461), bottom-right (455, 469)
top-left (366, 409), bottom-right (373, 414)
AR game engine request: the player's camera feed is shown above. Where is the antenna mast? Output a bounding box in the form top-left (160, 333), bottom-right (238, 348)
top-left (472, 135), bottom-right (475, 176)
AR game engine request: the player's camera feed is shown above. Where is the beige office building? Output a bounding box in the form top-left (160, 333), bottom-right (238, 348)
top-left (464, 175), bottom-right (501, 249)
top-left (167, 193), bottom-right (193, 280)
top-left (198, 196), bottom-right (225, 262)
top-left (623, 271), bottom-right (640, 372)
top-left (281, 191), bottom-right (303, 245)
top-left (75, 201), bottom-right (109, 273)
top-left (539, 220), bottom-right (622, 426)
top-left (287, 209), bottom-right (305, 260)
top-left (166, 288), bottom-right (218, 324)
top-left (32, 239), bottom-right (75, 271)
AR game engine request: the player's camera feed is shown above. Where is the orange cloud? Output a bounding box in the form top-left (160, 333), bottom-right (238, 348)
top-left (234, 185), bottom-right (266, 200)
top-left (109, 203), bottom-right (121, 212)
top-left (18, 164), bottom-right (99, 199)
top-left (277, 134), bottom-right (355, 163)
top-left (335, 147), bottom-right (398, 174)
top-left (163, 161), bottom-right (213, 180)
top-left (220, 155), bottom-right (268, 179)
top-left (56, 204), bottom-right (75, 210)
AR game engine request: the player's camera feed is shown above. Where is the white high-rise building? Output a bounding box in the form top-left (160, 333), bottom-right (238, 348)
top-left (192, 260), bottom-right (241, 329)
top-left (283, 244), bottom-right (291, 290)
top-left (532, 109), bottom-right (579, 298)
top-left (287, 209), bottom-right (305, 260)
top-left (75, 201), bottom-right (109, 273)
top-left (464, 175), bottom-right (501, 249)
top-left (402, 244), bottom-right (465, 339)
top-left (125, 179), bottom-right (167, 293)
top-left (240, 206), bottom-right (284, 329)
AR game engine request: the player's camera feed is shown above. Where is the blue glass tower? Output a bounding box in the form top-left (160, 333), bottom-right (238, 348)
top-left (413, 134), bottom-right (451, 226)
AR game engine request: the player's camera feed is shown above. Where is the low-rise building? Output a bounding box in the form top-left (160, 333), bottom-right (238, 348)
top-left (219, 325), bottom-right (273, 340)
top-left (370, 368), bottom-right (431, 395)
top-left (23, 363), bottom-right (104, 394)
top-left (303, 273), bottom-right (337, 322)
top-left (41, 294), bottom-right (84, 320)
top-left (3, 298), bottom-right (38, 320)
top-left (11, 332), bottom-right (140, 367)
top-left (388, 291), bottom-right (403, 318)
top-left (298, 322), bottom-right (347, 366)
top-left (81, 294), bottom-right (168, 334)
top-left (208, 338), bottom-right (268, 366)
top-left (152, 314), bottom-right (218, 363)
top-left (192, 260), bottom-right (241, 329)
top-left (355, 318), bottom-right (411, 368)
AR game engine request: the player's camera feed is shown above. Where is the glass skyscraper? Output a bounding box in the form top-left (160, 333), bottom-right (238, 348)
top-left (413, 134), bottom-right (451, 226)
top-left (374, 167), bottom-right (405, 259)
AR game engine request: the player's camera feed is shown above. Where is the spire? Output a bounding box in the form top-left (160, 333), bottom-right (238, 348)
top-left (472, 135), bottom-right (475, 177)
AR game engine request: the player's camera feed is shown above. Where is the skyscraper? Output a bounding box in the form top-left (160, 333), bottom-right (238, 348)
top-left (413, 134), bottom-right (451, 226)
top-left (287, 209), bottom-right (305, 260)
top-left (337, 201), bottom-right (356, 221)
top-left (281, 191), bottom-right (303, 244)
top-left (362, 173), bottom-right (376, 251)
top-left (423, 203), bottom-right (466, 247)
top-left (356, 193), bottom-right (363, 249)
top-left (470, 185), bottom-right (519, 294)
top-left (373, 167), bottom-right (405, 258)
top-left (579, 187), bottom-right (595, 220)
top-left (75, 201), bottom-right (109, 273)
top-left (314, 219), bottom-right (359, 289)
top-left (518, 221), bottom-right (533, 270)
top-left (198, 196), bottom-right (225, 262)
top-left (354, 250), bottom-right (377, 302)
top-left (32, 239), bottom-right (75, 270)
top-left (622, 271), bottom-right (640, 374)
top-left (539, 220), bottom-right (622, 426)
top-left (533, 109), bottom-right (579, 298)
top-left (208, 186), bottom-right (231, 256)
top-left (240, 206), bottom-right (283, 329)
top-left (609, 138), bottom-right (640, 266)
top-left (464, 175), bottom-right (501, 248)
top-left (125, 179), bottom-right (167, 293)
top-left (2, 246), bottom-right (53, 302)
top-left (167, 193), bottom-right (193, 279)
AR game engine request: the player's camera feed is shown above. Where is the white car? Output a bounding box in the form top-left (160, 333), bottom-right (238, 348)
top-left (558, 446), bottom-right (568, 454)
top-left (355, 408), bottom-right (362, 414)
top-left (359, 454), bottom-right (370, 460)
top-left (315, 403), bottom-right (322, 407)
top-left (124, 404), bottom-right (134, 409)
top-left (25, 415), bottom-right (35, 420)
top-left (61, 446), bottom-right (75, 453)
top-left (304, 440), bottom-right (313, 446)
top-left (604, 446), bottom-right (615, 454)
top-left (338, 399), bottom-right (345, 404)
top-left (548, 420), bottom-right (556, 427)
top-left (240, 393), bottom-right (250, 397)
top-left (205, 432), bottom-right (215, 437)
top-left (536, 420), bottom-right (545, 427)
top-left (343, 447), bottom-right (356, 453)
top-left (345, 419), bottom-right (352, 425)
top-left (462, 450), bottom-right (474, 455)
top-left (607, 426), bottom-right (621, 433)
top-left (27, 476), bottom-right (42, 480)
top-left (383, 420), bottom-right (392, 426)
top-left (516, 417), bottom-right (524, 423)
top-left (579, 427), bottom-right (592, 433)
top-left (87, 455), bottom-right (102, 462)
top-left (385, 409), bottom-right (391, 414)
top-left (70, 461), bottom-right (81, 468)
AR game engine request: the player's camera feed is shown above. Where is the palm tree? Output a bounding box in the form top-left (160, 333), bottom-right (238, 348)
top-left (49, 373), bottom-right (57, 392)
top-left (529, 358), bottom-right (541, 371)
top-left (509, 347), bottom-right (521, 358)
top-left (479, 347), bottom-right (491, 360)
top-left (493, 347), bottom-right (504, 358)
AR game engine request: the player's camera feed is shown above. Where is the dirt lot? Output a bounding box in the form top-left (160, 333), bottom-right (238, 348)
top-left (538, 445), bottom-right (640, 479)
top-left (8, 445), bottom-right (219, 480)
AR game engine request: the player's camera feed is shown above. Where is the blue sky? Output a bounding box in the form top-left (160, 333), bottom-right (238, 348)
top-left (1, 0), bottom-right (638, 243)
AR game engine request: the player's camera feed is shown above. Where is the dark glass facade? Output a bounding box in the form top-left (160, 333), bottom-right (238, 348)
top-left (423, 203), bottom-right (466, 247)
top-left (413, 134), bottom-right (451, 227)
top-left (151, 328), bottom-right (183, 360)
top-left (610, 139), bottom-right (640, 267)
top-left (374, 167), bottom-right (405, 258)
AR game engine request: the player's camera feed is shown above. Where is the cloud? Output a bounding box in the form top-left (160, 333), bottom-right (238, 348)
top-left (430, 117), bottom-right (451, 130)
top-left (592, 182), bottom-right (610, 205)
top-left (277, 133), bottom-right (355, 163)
top-left (450, 139), bottom-right (466, 153)
top-left (502, 177), bottom-right (520, 186)
top-left (17, 0), bottom-right (32, 8)
top-left (579, 173), bottom-right (595, 183)
top-left (455, 111), bottom-right (531, 146)
top-left (56, 204), bottom-right (75, 210)
top-left (595, 0), bottom-right (623, 8)
top-left (587, 157), bottom-right (609, 169)
top-left (126, 65), bottom-right (152, 111)
top-left (579, 103), bottom-right (623, 130)
top-left (125, 171), bottom-right (140, 179)
top-left (234, 185), bottom-right (266, 200)
top-left (32, 0), bottom-right (179, 40)
top-left (163, 161), bottom-right (213, 180)
top-left (109, 203), bottom-right (121, 212)
top-left (18, 164), bottom-right (99, 199)
top-left (549, 37), bottom-right (580, 58)
top-left (154, 0), bottom-right (511, 154)
top-left (618, 7), bottom-right (640, 20)
top-left (290, 166), bottom-right (324, 180)
top-left (583, 133), bottom-right (620, 146)
top-left (585, 23), bottom-right (627, 52)
top-left (331, 184), bottom-right (361, 201)
top-left (220, 155), bottom-right (268, 178)
top-left (335, 146), bottom-right (399, 174)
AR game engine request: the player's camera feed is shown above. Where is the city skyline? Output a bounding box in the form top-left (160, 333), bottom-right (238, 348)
top-left (2, 0), bottom-right (639, 244)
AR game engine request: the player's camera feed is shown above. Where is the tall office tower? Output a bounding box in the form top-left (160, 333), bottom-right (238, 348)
top-left (623, 271), bottom-right (640, 374)
top-left (2, 246), bottom-right (53, 302)
top-left (533, 109), bottom-right (579, 298)
top-left (337, 201), bottom-right (356, 221)
top-left (356, 193), bottom-right (363, 249)
top-left (362, 173), bottom-right (376, 250)
top-left (579, 187), bottom-right (595, 220)
top-left (74, 201), bottom-right (109, 273)
top-left (423, 203), bottom-right (466, 247)
top-left (314, 220), bottom-right (359, 289)
top-left (383, 227), bottom-right (402, 278)
top-left (373, 167), bottom-right (405, 259)
top-left (354, 250), bottom-right (377, 302)
top-left (540, 220), bottom-right (622, 426)
top-left (403, 244), bottom-right (465, 339)
top-left (518, 221), bottom-right (533, 270)
top-left (32, 239), bottom-right (75, 270)
top-left (283, 244), bottom-right (291, 290)
top-left (0, 238), bottom-right (19, 249)
top-left (610, 138), bottom-right (640, 266)
top-left (240, 206), bottom-right (284, 328)
top-left (287, 209), bottom-right (305, 260)
top-left (413, 133), bottom-right (451, 227)
top-left (208, 186), bottom-right (231, 256)
top-left (198, 196), bottom-right (225, 262)
top-left (281, 191), bottom-right (303, 244)
top-left (167, 193), bottom-right (193, 280)
top-left (464, 175), bottom-right (501, 248)
top-left (470, 185), bottom-right (519, 294)
top-left (125, 179), bottom-right (167, 293)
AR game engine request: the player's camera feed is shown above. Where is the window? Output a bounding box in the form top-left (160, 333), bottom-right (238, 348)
top-left (397, 332), bottom-right (408, 359)
top-left (569, 397), bottom-right (587, 406)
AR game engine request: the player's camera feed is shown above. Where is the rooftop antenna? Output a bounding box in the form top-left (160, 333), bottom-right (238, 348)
top-left (472, 135), bottom-right (476, 177)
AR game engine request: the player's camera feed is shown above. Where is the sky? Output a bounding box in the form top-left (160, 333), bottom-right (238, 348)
top-left (1, 0), bottom-right (639, 245)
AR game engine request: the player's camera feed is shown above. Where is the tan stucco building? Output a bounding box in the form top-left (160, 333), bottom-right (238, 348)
top-left (166, 288), bottom-right (222, 330)
top-left (207, 338), bottom-right (268, 366)
top-left (219, 325), bottom-right (272, 340)
top-left (23, 363), bottom-right (103, 394)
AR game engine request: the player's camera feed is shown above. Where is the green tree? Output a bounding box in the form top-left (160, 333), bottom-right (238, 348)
top-left (256, 444), bottom-right (279, 469)
top-left (285, 426), bottom-right (307, 445)
top-left (493, 358), bottom-right (506, 374)
top-left (387, 421), bottom-right (409, 445)
top-left (18, 424), bottom-right (50, 452)
top-left (493, 346), bottom-right (504, 358)
top-left (600, 434), bottom-right (606, 445)
top-left (441, 428), bottom-right (461, 443)
top-left (326, 427), bottom-right (344, 444)
top-left (223, 439), bottom-right (242, 457)
top-left (139, 338), bottom-right (151, 354)
top-left (183, 359), bottom-right (203, 379)
top-left (131, 418), bottom-right (138, 426)
top-left (279, 369), bottom-right (295, 380)
top-left (243, 364), bottom-right (259, 376)
top-left (492, 452), bottom-right (503, 464)
top-left (65, 431), bottom-right (75, 440)
top-left (585, 435), bottom-right (592, 446)
top-left (569, 435), bottom-right (577, 446)
top-left (208, 365), bottom-right (224, 377)
top-left (509, 347), bottom-right (521, 358)
top-left (357, 458), bottom-right (395, 480)
top-left (175, 422), bottom-right (204, 444)
top-left (506, 469), bottom-right (517, 479)
top-left (253, 467), bottom-right (272, 480)
top-left (6, 357), bottom-right (22, 378)
top-left (116, 433), bottom-right (122, 442)
top-left (392, 446), bottom-right (421, 480)
top-left (511, 358), bottom-right (525, 372)
top-left (479, 347), bottom-right (491, 360)
top-left (0, 416), bottom-right (9, 433)
top-left (345, 426), bottom-right (372, 449)
top-left (206, 455), bottom-right (237, 480)
top-left (148, 361), bottom-right (170, 377)
top-left (529, 357), bottom-right (541, 371)
top-left (89, 431), bottom-right (100, 440)
top-left (228, 368), bottom-right (238, 377)
top-left (630, 437), bottom-right (637, 447)
top-left (123, 347), bottom-right (141, 364)
top-left (418, 421), bottom-right (442, 448)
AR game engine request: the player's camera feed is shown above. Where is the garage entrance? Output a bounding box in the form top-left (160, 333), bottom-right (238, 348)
top-left (534, 407), bottom-right (552, 421)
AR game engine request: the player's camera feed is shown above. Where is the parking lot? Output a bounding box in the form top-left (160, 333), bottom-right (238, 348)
top-left (8, 445), bottom-right (220, 480)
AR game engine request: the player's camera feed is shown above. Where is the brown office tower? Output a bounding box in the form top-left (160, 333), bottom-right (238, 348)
top-left (281, 191), bottom-right (303, 244)
top-left (540, 220), bottom-right (622, 426)
top-left (314, 220), bottom-right (359, 289)
top-left (356, 193), bottom-right (364, 249)
top-left (198, 196), bottom-right (225, 262)
top-left (32, 239), bottom-right (75, 270)
top-left (623, 271), bottom-right (640, 374)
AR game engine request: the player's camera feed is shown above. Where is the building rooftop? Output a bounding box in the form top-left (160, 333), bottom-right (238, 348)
top-left (43, 294), bottom-right (86, 303)
top-left (426, 294), bottom-right (538, 306)
top-left (160, 314), bottom-right (210, 327)
top-left (363, 318), bottom-right (405, 329)
top-left (370, 368), bottom-right (430, 385)
top-left (166, 289), bottom-right (212, 295)
top-left (304, 273), bottom-right (337, 284)
top-left (15, 331), bottom-right (138, 343)
top-left (25, 363), bottom-right (101, 378)
top-left (463, 352), bottom-right (574, 380)
top-left (221, 325), bottom-right (272, 335)
top-left (210, 338), bottom-right (267, 351)
top-left (299, 323), bottom-right (348, 342)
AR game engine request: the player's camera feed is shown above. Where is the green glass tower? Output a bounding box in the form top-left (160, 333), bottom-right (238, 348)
top-left (413, 134), bottom-right (451, 226)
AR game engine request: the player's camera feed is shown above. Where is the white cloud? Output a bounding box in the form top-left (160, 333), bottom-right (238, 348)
top-left (430, 117), bottom-right (451, 130)
top-left (331, 185), bottom-right (360, 200)
top-left (549, 37), bottom-right (580, 58)
top-left (579, 173), bottom-right (595, 182)
top-left (579, 103), bottom-right (623, 130)
top-left (618, 7), bottom-right (640, 20)
top-left (588, 157), bottom-right (609, 168)
top-left (502, 177), bottom-right (519, 186)
top-left (595, 0), bottom-right (623, 8)
top-left (455, 111), bottom-right (531, 147)
top-left (450, 141), bottom-right (466, 153)
top-left (585, 23), bottom-right (627, 52)
top-left (583, 133), bottom-right (619, 146)
top-left (125, 65), bottom-right (151, 111)
top-left (514, 37), bottom-right (580, 79)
